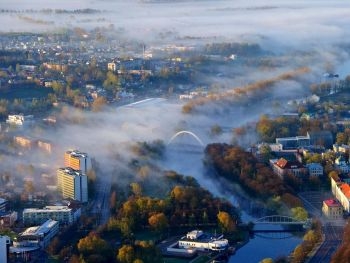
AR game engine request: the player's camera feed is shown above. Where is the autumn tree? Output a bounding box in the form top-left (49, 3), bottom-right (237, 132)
top-left (77, 232), bottom-right (112, 261)
top-left (148, 213), bottom-right (168, 233)
top-left (117, 245), bottom-right (135, 263)
top-left (217, 211), bottom-right (236, 233)
top-left (292, 244), bottom-right (307, 263)
top-left (91, 96), bottom-right (107, 112)
top-left (331, 219), bottom-right (350, 262)
top-left (110, 190), bottom-right (117, 212)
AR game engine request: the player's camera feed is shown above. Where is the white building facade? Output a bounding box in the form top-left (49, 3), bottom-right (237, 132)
top-left (23, 206), bottom-right (81, 225)
top-left (13, 219), bottom-right (59, 249)
top-left (0, 236), bottom-right (10, 263)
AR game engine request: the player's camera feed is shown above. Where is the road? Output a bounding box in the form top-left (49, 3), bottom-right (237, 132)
top-left (91, 171), bottom-right (112, 226)
top-left (308, 224), bottom-right (343, 263)
top-left (298, 192), bottom-right (344, 263)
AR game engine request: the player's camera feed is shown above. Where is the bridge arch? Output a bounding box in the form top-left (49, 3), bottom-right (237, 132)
top-left (167, 130), bottom-right (205, 147)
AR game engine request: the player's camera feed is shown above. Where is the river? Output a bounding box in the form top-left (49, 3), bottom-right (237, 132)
top-left (163, 145), bottom-right (303, 263)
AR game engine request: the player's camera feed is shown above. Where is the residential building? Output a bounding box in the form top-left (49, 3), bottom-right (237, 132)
top-left (335, 156), bottom-right (350, 174)
top-left (57, 167), bottom-right (88, 202)
top-left (331, 176), bottom-right (350, 213)
top-left (322, 199), bottom-right (343, 219)
top-left (107, 62), bottom-right (116, 71)
top-left (0, 236), bottom-right (10, 263)
top-left (0, 198), bottom-right (7, 212)
top-left (23, 205), bottom-right (81, 226)
top-left (270, 158), bottom-right (307, 178)
top-left (307, 131), bottom-right (333, 149)
top-left (306, 163), bottom-right (324, 177)
top-left (37, 140), bottom-right (53, 154)
top-left (333, 144), bottom-right (350, 154)
top-left (6, 114), bottom-right (33, 126)
top-left (64, 150), bottom-right (91, 174)
top-left (14, 136), bottom-right (34, 148)
top-left (276, 135), bottom-right (310, 150)
top-left (13, 219), bottom-right (59, 249)
top-left (42, 63), bottom-right (68, 72)
top-left (0, 211), bottom-right (18, 227)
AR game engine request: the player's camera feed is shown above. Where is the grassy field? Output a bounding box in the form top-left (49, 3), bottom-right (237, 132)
top-left (134, 230), bottom-right (162, 242)
top-left (163, 257), bottom-right (191, 263)
top-left (0, 83), bottom-right (53, 100)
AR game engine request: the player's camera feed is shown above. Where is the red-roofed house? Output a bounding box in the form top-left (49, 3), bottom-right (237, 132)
top-left (270, 158), bottom-right (307, 178)
top-left (322, 199), bottom-right (343, 219)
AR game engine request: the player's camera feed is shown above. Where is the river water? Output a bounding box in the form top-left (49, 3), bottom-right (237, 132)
top-left (163, 147), bottom-right (303, 263)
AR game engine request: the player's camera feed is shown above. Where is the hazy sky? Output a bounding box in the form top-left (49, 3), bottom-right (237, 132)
top-left (1, 0), bottom-right (350, 52)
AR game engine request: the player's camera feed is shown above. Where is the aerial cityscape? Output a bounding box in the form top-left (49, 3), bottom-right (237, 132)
top-left (1, 0), bottom-right (350, 262)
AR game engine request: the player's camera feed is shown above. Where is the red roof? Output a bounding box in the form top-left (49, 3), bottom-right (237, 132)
top-left (275, 158), bottom-right (304, 169)
top-left (340, 183), bottom-right (350, 199)
top-left (324, 199), bottom-right (341, 207)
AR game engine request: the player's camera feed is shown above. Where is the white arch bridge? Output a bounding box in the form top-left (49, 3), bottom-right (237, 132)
top-left (167, 130), bottom-right (205, 147)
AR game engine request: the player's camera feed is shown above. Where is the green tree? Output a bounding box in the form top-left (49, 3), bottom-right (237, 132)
top-left (118, 217), bottom-right (134, 238)
top-left (291, 207), bottom-right (308, 221)
top-left (259, 144), bottom-right (273, 163)
top-left (103, 71), bottom-right (120, 92)
top-left (210, 124), bottom-right (223, 137)
top-left (52, 81), bottom-right (65, 95)
top-left (130, 182), bottom-right (142, 197)
top-left (303, 230), bottom-right (318, 245)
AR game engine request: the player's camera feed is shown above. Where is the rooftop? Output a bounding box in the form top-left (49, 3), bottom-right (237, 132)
top-left (340, 183), bottom-right (350, 199)
top-left (324, 199), bottom-right (342, 207)
top-left (23, 205), bottom-right (72, 213)
top-left (66, 149), bottom-right (88, 158)
top-left (180, 231), bottom-right (223, 244)
top-left (58, 167), bottom-right (84, 177)
top-left (21, 219), bottom-right (58, 237)
top-left (275, 158), bottom-right (304, 169)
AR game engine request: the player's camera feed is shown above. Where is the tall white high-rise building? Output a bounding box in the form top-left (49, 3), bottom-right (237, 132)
top-left (0, 236), bottom-right (10, 263)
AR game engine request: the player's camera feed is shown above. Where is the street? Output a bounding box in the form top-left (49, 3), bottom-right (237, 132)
top-left (298, 191), bottom-right (344, 263)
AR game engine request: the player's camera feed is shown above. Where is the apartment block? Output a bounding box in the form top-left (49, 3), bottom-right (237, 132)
top-left (23, 205), bottom-right (81, 226)
top-left (57, 167), bottom-right (88, 202)
top-left (64, 150), bottom-right (91, 174)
